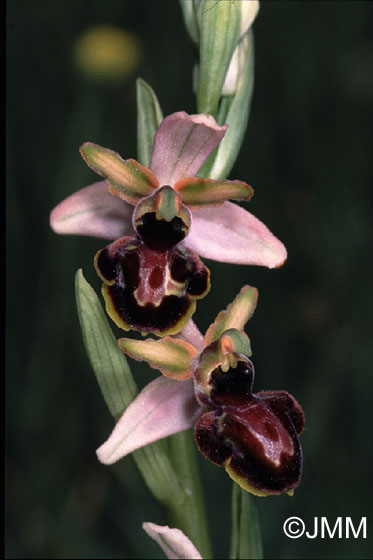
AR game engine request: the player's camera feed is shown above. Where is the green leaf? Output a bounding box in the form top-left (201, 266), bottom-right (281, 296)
top-left (179, 0), bottom-right (199, 44)
top-left (136, 78), bottom-right (163, 167)
top-left (209, 30), bottom-right (255, 180)
top-left (230, 483), bottom-right (263, 560)
top-left (75, 268), bottom-right (137, 421)
top-left (196, 0), bottom-right (241, 116)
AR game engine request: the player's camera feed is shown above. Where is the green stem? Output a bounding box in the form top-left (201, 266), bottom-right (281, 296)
top-left (230, 484), bottom-right (263, 560)
top-left (167, 429), bottom-right (212, 559)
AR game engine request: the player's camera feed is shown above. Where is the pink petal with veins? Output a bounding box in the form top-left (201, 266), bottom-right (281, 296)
top-left (96, 377), bottom-right (202, 464)
top-left (150, 112), bottom-right (227, 185)
top-left (50, 181), bottom-right (135, 240)
top-left (186, 201), bottom-right (287, 268)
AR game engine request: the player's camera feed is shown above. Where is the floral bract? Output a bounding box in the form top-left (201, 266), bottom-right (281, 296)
top-left (50, 111), bottom-right (287, 335)
top-left (96, 286), bottom-right (305, 497)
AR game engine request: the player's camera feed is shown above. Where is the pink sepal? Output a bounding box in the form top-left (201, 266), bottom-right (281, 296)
top-left (96, 377), bottom-right (202, 464)
top-left (49, 181), bottom-right (134, 240)
top-left (185, 201), bottom-right (287, 268)
top-left (150, 111), bottom-right (227, 185)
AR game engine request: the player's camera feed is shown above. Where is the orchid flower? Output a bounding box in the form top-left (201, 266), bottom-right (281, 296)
top-left (96, 286), bottom-right (304, 497)
top-left (143, 522), bottom-right (202, 560)
top-left (50, 111), bottom-right (287, 336)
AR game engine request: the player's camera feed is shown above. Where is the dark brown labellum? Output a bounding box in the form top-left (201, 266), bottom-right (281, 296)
top-left (95, 236), bottom-right (210, 335)
top-left (194, 357), bottom-right (305, 495)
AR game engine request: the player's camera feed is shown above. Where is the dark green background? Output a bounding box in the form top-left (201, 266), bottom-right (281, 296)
top-left (6, 1), bottom-right (373, 558)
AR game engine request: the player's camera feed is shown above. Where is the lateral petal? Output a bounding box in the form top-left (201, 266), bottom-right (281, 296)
top-left (49, 181), bottom-right (134, 240)
top-left (96, 377), bottom-right (202, 464)
top-left (150, 111), bottom-right (227, 185)
top-left (174, 177), bottom-right (253, 207)
top-left (118, 336), bottom-right (198, 380)
top-left (186, 201), bottom-right (287, 268)
top-left (143, 522), bottom-right (203, 560)
top-left (80, 142), bottom-right (159, 205)
top-left (204, 285), bottom-right (258, 347)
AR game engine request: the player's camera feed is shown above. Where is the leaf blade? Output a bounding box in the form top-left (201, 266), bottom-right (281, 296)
top-left (136, 77), bottom-right (163, 167)
top-left (75, 268), bottom-right (137, 420)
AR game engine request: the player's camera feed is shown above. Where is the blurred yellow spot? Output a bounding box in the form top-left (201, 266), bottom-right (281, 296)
top-left (74, 25), bottom-right (141, 82)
